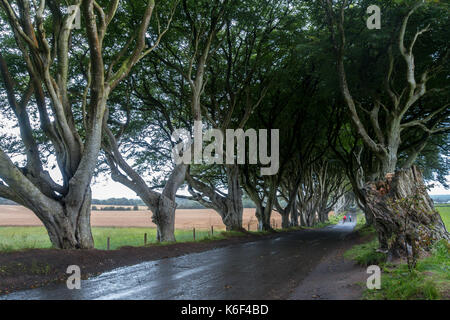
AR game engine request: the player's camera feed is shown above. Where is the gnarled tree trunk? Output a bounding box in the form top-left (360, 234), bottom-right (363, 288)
top-left (363, 166), bottom-right (449, 258)
top-left (290, 199), bottom-right (299, 227)
top-left (187, 165), bottom-right (245, 232)
top-left (223, 165), bottom-right (244, 231)
top-left (0, 1), bottom-right (161, 249)
top-left (106, 135), bottom-right (188, 242)
top-left (255, 205), bottom-right (273, 231)
top-left (44, 190), bottom-right (94, 249)
top-left (153, 195), bottom-right (177, 242)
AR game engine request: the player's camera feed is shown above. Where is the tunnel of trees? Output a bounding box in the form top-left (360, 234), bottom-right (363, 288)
top-left (0, 0), bottom-right (448, 257)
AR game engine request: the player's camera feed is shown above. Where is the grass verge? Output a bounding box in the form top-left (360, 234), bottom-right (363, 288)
top-left (436, 205), bottom-right (450, 229)
top-left (343, 206), bottom-right (450, 300)
top-left (0, 226), bottom-right (265, 252)
top-left (364, 240), bottom-right (450, 300)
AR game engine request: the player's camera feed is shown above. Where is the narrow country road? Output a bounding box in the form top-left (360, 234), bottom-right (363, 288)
top-left (1, 220), bottom-right (357, 300)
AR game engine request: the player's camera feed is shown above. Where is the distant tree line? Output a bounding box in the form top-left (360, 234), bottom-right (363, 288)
top-left (91, 198), bottom-right (145, 206)
top-left (92, 205), bottom-right (140, 211)
top-left (90, 197), bottom-right (256, 209)
top-left (432, 195), bottom-right (450, 204)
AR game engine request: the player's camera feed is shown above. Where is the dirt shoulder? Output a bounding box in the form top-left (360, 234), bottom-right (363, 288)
top-left (289, 230), bottom-right (372, 300)
top-left (0, 231), bottom-right (285, 296)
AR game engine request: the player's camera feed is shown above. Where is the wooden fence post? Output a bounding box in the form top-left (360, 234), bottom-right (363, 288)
top-left (193, 227), bottom-right (196, 241)
top-left (211, 226), bottom-right (214, 236)
top-left (144, 233), bottom-right (147, 245)
top-left (107, 237), bottom-right (110, 250)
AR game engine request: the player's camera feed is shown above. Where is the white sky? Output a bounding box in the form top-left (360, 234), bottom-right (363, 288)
top-left (426, 179), bottom-right (450, 196)
top-left (90, 175), bottom-right (450, 199)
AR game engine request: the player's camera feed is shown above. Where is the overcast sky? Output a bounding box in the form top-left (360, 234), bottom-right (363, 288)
top-left (90, 175), bottom-right (450, 200)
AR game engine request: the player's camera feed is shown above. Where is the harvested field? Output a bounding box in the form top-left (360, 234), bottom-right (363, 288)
top-left (0, 205), bottom-right (282, 231)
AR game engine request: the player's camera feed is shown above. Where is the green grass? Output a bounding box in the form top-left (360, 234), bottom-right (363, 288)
top-left (344, 238), bottom-right (386, 266)
top-left (354, 214), bottom-right (377, 237)
top-left (364, 240), bottom-right (450, 300)
top-left (436, 205), bottom-right (450, 230)
top-left (343, 207), bottom-right (450, 300)
top-left (0, 226), bottom-right (234, 251)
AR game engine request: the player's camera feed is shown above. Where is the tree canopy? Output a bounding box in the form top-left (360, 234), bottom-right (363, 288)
top-left (0, 0), bottom-right (447, 251)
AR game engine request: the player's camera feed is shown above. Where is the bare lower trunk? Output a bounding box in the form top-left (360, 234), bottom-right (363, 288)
top-left (42, 188), bottom-right (94, 249)
top-left (154, 164), bottom-right (187, 242)
top-left (290, 206), bottom-right (299, 227)
top-left (318, 209), bottom-right (329, 223)
top-left (222, 166), bottom-right (244, 231)
top-left (213, 166), bottom-right (243, 231)
top-left (152, 195), bottom-right (177, 242)
top-left (223, 207), bottom-right (244, 231)
top-left (363, 166), bottom-right (449, 258)
top-left (299, 209), bottom-right (306, 226)
top-left (281, 212), bottom-right (290, 228)
top-left (187, 165), bottom-right (244, 232)
top-left (256, 205), bottom-right (273, 231)
top-left (304, 209), bottom-right (315, 227)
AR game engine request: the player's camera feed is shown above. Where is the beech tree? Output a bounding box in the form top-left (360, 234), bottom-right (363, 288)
top-left (184, 0), bottom-right (285, 231)
top-left (100, 1), bottom-right (183, 243)
top-left (98, 0), bottom-right (230, 238)
top-left (0, 0), bottom-right (161, 249)
top-left (320, 0), bottom-right (449, 255)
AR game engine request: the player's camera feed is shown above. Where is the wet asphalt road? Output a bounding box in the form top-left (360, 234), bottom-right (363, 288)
top-left (1, 220), bottom-right (356, 300)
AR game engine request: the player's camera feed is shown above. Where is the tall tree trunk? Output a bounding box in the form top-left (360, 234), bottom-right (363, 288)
top-left (254, 203), bottom-right (274, 231)
top-left (105, 116), bottom-right (188, 243)
top-left (290, 200), bottom-right (299, 227)
top-left (299, 208), bottom-right (306, 227)
top-left (255, 205), bottom-right (273, 231)
top-left (363, 166), bottom-right (449, 258)
top-left (279, 212), bottom-right (288, 228)
top-left (154, 164), bottom-right (188, 242)
top-left (187, 165), bottom-right (244, 232)
top-left (44, 189), bottom-right (94, 249)
top-left (223, 206), bottom-right (244, 231)
top-left (318, 209), bottom-right (329, 223)
top-left (222, 165), bottom-right (244, 231)
top-left (262, 206), bottom-right (274, 231)
top-left (153, 195), bottom-right (177, 242)
top-left (255, 204), bottom-right (263, 230)
top-left (275, 197), bottom-right (291, 229)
